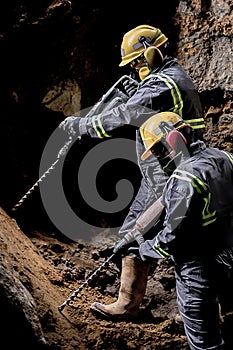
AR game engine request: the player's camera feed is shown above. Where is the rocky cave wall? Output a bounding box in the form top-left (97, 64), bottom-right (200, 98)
top-left (175, 0), bottom-right (232, 150)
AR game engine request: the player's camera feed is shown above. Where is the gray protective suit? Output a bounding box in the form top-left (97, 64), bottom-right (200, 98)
top-left (74, 56), bottom-right (205, 237)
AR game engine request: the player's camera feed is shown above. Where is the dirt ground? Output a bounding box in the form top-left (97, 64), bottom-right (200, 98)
top-left (1, 206), bottom-right (191, 349)
top-left (2, 205), bottom-right (233, 349)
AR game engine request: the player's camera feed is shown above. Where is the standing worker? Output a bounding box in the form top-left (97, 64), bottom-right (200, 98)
top-left (59, 24), bottom-right (205, 320)
top-left (138, 112), bottom-right (233, 350)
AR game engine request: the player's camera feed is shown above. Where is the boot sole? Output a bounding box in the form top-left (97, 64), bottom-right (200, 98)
top-left (90, 304), bottom-right (138, 321)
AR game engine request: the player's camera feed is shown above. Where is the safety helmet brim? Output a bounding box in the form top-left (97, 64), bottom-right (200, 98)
top-left (119, 51), bottom-right (143, 67)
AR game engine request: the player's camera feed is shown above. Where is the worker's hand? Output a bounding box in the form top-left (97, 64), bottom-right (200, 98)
top-left (113, 231), bottom-right (135, 254)
top-left (139, 239), bottom-right (163, 262)
top-left (113, 238), bottom-right (129, 254)
top-left (122, 77), bottom-right (138, 97)
top-left (215, 247), bottom-right (233, 269)
top-left (113, 229), bottom-right (145, 254)
top-left (59, 116), bottom-right (81, 137)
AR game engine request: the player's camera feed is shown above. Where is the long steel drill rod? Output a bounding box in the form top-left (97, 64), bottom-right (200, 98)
top-left (11, 137), bottom-right (73, 212)
top-left (11, 75), bottom-right (131, 212)
top-left (11, 158), bottom-right (60, 212)
top-left (58, 253), bottom-right (115, 313)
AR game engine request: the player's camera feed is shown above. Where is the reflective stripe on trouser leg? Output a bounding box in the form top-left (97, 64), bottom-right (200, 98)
top-left (175, 261), bottom-right (224, 350)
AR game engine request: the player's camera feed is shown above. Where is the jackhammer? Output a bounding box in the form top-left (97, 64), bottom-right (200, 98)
top-left (58, 196), bottom-right (164, 313)
top-left (11, 75), bottom-right (132, 212)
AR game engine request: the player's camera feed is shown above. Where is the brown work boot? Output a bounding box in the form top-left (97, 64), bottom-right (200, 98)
top-left (90, 255), bottom-right (150, 320)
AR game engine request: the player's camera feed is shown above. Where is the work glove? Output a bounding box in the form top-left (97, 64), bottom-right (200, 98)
top-left (122, 77), bottom-right (138, 97)
top-left (113, 229), bottom-right (145, 254)
top-left (59, 116), bottom-right (81, 137)
top-left (113, 232), bottom-right (134, 254)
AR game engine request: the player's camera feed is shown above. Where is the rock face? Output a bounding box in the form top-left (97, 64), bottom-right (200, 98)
top-left (174, 0), bottom-right (233, 151)
top-left (0, 264), bottom-right (47, 349)
top-left (0, 0), bottom-right (232, 349)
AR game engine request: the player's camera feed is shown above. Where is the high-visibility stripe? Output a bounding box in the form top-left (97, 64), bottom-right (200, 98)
top-left (91, 115), bottom-right (111, 139)
top-left (152, 73), bottom-right (183, 117)
top-left (153, 237), bottom-right (171, 258)
top-left (153, 245), bottom-right (171, 258)
top-left (170, 169), bottom-right (216, 226)
top-left (145, 73), bottom-right (205, 130)
top-left (92, 115), bottom-right (102, 138)
top-left (97, 115), bottom-right (111, 138)
top-left (160, 73), bottom-right (184, 117)
top-left (185, 118), bottom-right (205, 130)
top-left (152, 168), bottom-right (217, 258)
top-left (173, 169), bottom-right (205, 187)
top-left (202, 195), bottom-right (217, 226)
top-left (146, 73), bottom-right (183, 117)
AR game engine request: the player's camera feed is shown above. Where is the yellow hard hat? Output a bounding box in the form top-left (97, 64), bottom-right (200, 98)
top-left (119, 25), bottom-right (168, 67)
top-left (140, 112), bottom-right (188, 161)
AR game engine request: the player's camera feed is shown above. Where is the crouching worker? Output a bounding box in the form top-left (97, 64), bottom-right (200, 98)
top-left (137, 112), bottom-right (233, 350)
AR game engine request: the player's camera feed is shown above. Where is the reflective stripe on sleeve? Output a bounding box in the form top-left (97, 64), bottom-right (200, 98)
top-left (159, 73), bottom-right (184, 117)
top-left (153, 237), bottom-right (171, 258)
top-left (92, 115), bottom-right (111, 138)
top-left (185, 118), bottom-right (205, 130)
top-left (146, 73), bottom-right (205, 130)
top-left (144, 73), bottom-right (183, 117)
